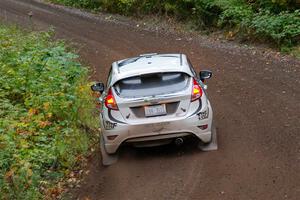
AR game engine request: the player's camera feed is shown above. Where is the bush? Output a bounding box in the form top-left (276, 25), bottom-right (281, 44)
top-left (50, 0), bottom-right (101, 10)
top-left (0, 25), bottom-right (97, 199)
top-left (251, 10), bottom-right (300, 47)
top-left (219, 5), bottom-right (254, 29)
top-left (252, 0), bottom-right (300, 13)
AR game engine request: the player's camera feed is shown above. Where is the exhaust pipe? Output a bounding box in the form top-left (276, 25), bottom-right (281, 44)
top-left (174, 137), bottom-right (184, 146)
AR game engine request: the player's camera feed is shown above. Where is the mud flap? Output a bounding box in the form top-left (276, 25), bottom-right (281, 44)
top-left (100, 135), bottom-right (118, 166)
top-left (198, 125), bottom-right (218, 151)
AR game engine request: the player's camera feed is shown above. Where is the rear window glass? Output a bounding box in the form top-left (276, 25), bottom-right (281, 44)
top-left (114, 72), bottom-right (190, 98)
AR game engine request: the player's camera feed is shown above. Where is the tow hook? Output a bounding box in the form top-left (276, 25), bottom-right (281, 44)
top-left (174, 137), bottom-right (184, 146)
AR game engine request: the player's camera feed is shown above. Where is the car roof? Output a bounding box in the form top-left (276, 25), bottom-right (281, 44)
top-left (110, 53), bottom-right (194, 85)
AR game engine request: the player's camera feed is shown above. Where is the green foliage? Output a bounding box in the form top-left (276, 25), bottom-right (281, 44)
top-left (219, 5), bottom-right (254, 28)
top-left (99, 0), bottom-right (137, 15)
top-left (50, 0), bottom-right (101, 10)
top-left (251, 10), bottom-right (300, 46)
top-left (0, 25), bottom-right (97, 199)
top-left (252, 0), bottom-right (299, 12)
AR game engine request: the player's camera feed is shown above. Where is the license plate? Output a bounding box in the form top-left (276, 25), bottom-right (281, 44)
top-left (145, 104), bottom-right (167, 117)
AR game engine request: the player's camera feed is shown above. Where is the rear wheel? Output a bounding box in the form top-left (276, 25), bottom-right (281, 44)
top-left (100, 134), bottom-right (118, 166)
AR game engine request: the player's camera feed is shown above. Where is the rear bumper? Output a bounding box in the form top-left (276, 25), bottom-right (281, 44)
top-left (101, 105), bottom-right (213, 154)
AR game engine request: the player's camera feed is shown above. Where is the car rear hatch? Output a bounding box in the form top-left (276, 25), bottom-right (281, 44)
top-left (113, 72), bottom-right (192, 124)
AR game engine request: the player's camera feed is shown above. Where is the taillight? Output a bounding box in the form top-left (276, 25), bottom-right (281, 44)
top-left (105, 88), bottom-right (118, 110)
top-left (191, 78), bottom-right (203, 102)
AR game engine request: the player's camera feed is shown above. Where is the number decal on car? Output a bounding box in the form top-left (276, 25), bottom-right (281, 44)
top-left (104, 120), bottom-right (117, 130)
top-left (198, 110), bottom-right (209, 120)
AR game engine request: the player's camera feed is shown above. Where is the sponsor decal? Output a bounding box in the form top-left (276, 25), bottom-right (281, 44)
top-left (198, 110), bottom-right (209, 120)
top-left (104, 120), bottom-right (117, 130)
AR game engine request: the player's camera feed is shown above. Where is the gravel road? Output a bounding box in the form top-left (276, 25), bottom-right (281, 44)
top-left (1, 0), bottom-right (299, 199)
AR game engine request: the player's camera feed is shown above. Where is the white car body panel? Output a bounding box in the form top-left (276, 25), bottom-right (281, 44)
top-left (99, 53), bottom-right (214, 154)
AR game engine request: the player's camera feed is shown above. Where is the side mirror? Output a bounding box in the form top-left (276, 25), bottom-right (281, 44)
top-left (91, 82), bottom-right (105, 93)
top-left (199, 70), bottom-right (212, 82)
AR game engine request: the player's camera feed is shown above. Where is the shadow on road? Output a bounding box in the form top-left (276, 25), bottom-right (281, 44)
top-left (117, 138), bottom-right (202, 161)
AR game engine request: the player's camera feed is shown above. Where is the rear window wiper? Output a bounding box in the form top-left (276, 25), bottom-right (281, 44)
top-left (118, 57), bottom-right (142, 67)
top-left (118, 53), bottom-right (159, 67)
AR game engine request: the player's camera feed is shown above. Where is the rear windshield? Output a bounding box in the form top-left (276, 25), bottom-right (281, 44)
top-left (114, 72), bottom-right (190, 98)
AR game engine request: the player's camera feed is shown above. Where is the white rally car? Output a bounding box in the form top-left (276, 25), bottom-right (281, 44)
top-left (91, 53), bottom-right (217, 165)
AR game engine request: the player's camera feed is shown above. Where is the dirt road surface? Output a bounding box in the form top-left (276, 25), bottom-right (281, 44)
top-left (1, 0), bottom-right (299, 199)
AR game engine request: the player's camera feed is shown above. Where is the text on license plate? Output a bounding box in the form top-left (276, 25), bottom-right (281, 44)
top-left (144, 104), bottom-right (167, 117)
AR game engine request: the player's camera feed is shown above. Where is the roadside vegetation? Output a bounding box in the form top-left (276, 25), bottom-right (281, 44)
top-left (0, 24), bottom-right (97, 199)
top-left (49, 0), bottom-right (300, 55)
